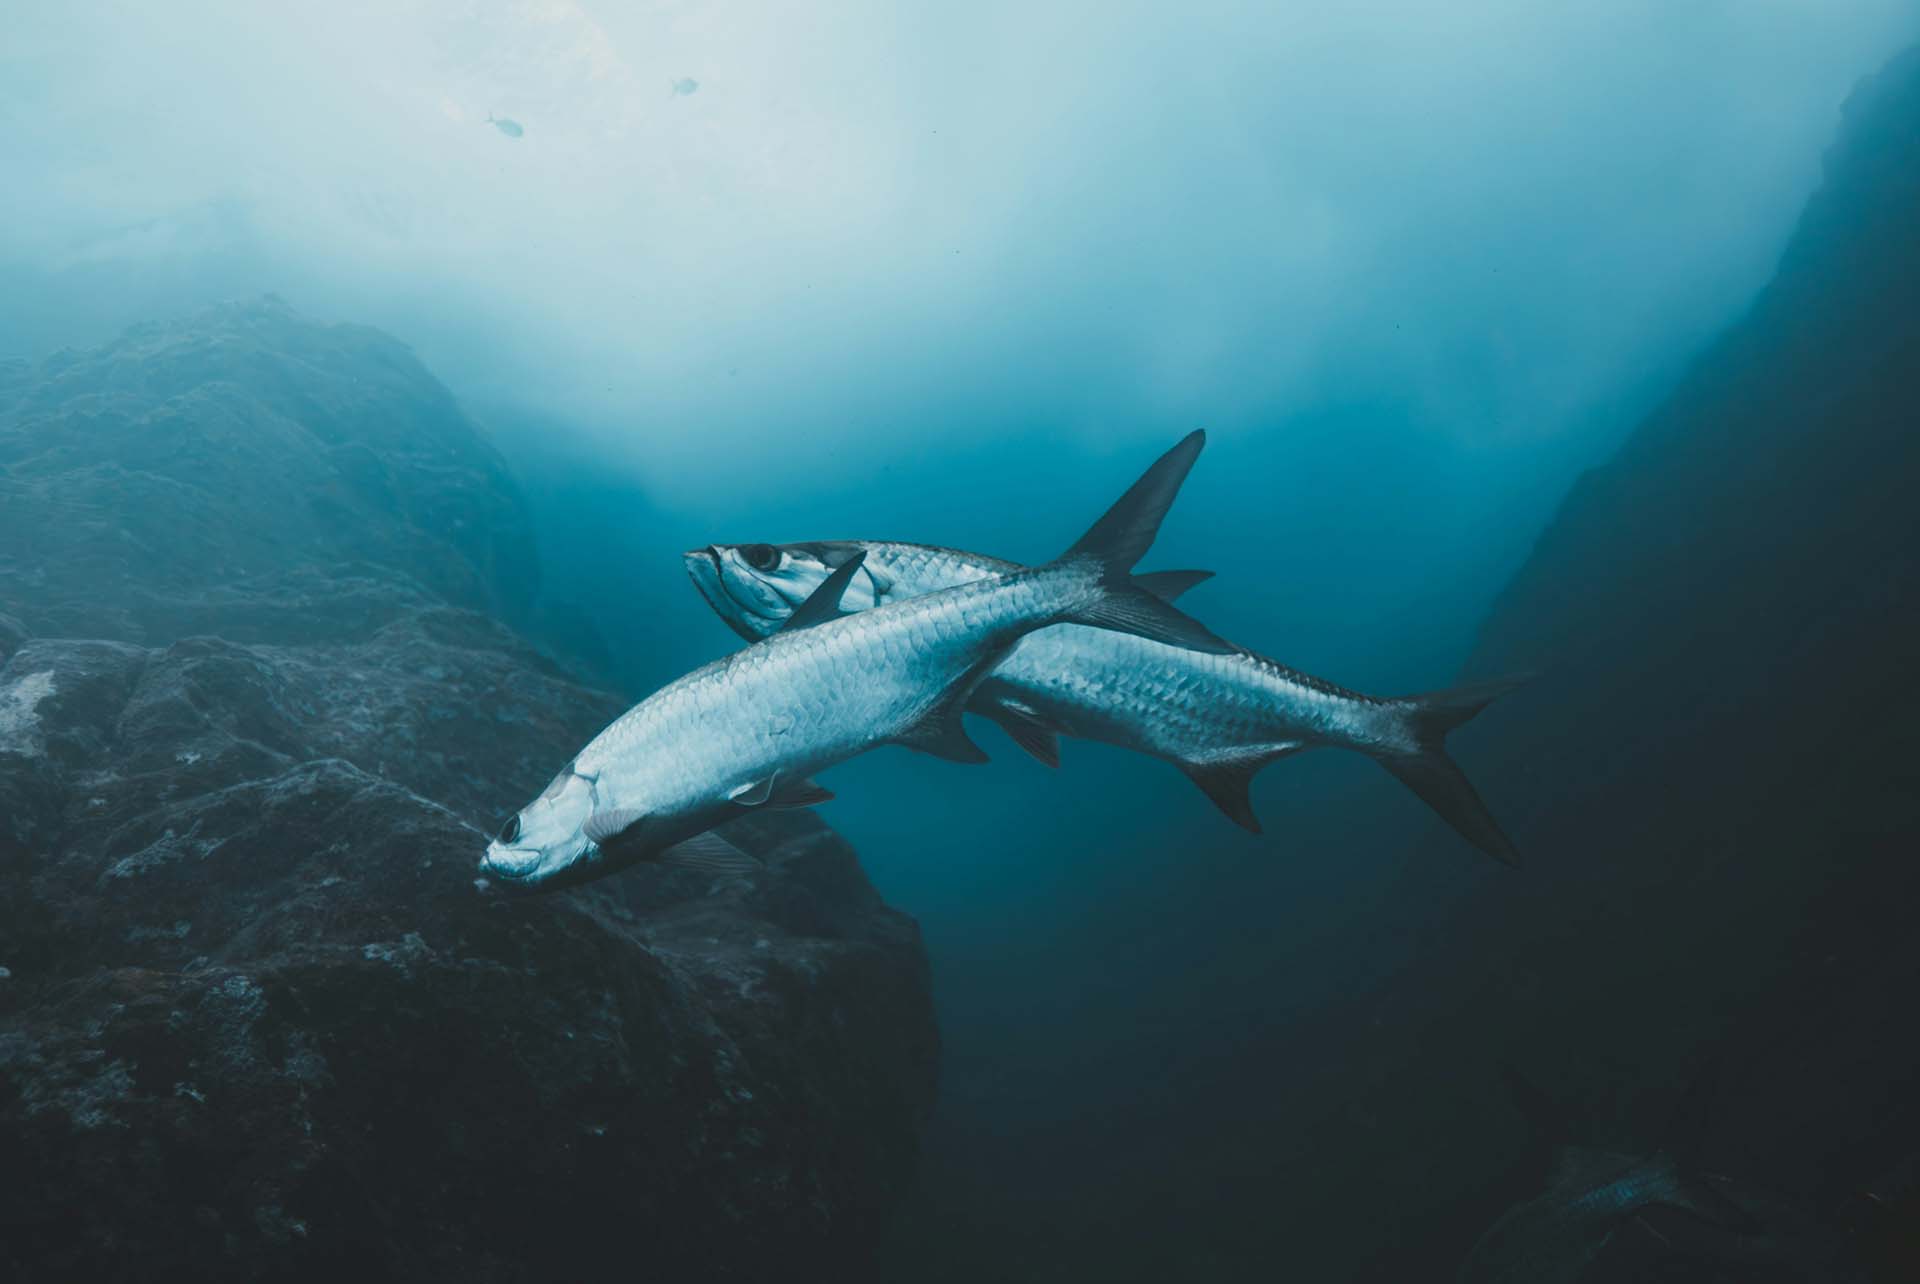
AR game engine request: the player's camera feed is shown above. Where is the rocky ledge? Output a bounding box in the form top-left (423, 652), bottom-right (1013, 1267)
top-left (0, 300), bottom-right (937, 1282)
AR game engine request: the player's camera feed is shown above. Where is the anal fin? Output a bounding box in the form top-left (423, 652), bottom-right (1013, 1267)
top-left (1177, 744), bottom-right (1304, 834)
top-left (891, 649), bottom-right (1013, 765)
top-left (893, 710), bottom-right (990, 763)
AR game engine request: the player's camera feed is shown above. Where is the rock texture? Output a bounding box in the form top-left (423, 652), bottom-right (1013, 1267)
top-left (1354, 43), bottom-right (1920, 1282)
top-left (0, 299), bottom-right (937, 1282)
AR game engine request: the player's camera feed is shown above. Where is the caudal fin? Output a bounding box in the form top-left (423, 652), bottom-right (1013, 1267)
top-left (1050, 431), bottom-right (1233, 655)
top-left (1375, 677), bottom-right (1526, 865)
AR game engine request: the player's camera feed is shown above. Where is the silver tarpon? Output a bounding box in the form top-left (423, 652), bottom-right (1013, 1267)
top-left (687, 538), bottom-right (1522, 862)
top-left (482, 432), bottom-right (1230, 891)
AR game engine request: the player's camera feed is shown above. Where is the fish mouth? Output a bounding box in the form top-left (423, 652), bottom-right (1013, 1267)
top-left (480, 841), bottom-right (546, 887)
top-left (481, 840), bottom-right (608, 895)
top-left (682, 546), bottom-right (723, 602)
top-left (684, 547), bottom-right (771, 642)
top-left (682, 546), bottom-right (729, 611)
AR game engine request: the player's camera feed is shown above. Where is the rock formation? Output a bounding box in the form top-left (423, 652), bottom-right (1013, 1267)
top-left (0, 298), bottom-right (937, 1282)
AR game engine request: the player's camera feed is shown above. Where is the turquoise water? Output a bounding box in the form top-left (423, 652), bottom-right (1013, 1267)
top-left (7, 4), bottom-right (1920, 1279)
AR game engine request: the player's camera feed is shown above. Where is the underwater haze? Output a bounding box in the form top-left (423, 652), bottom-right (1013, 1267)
top-left (6, 2), bottom-right (1920, 1281)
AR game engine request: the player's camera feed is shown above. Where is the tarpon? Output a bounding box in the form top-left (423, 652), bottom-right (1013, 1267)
top-left (1465, 1061), bottom-right (1844, 1280)
top-left (1458, 1148), bottom-right (1751, 1283)
top-left (687, 537), bottom-right (1522, 862)
top-left (482, 432), bottom-right (1230, 891)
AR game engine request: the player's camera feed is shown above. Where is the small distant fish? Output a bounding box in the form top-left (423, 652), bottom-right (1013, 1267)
top-left (668, 78), bottom-right (699, 98)
top-left (486, 113), bottom-right (524, 139)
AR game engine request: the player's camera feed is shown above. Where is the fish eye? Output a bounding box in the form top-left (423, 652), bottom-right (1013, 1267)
top-left (740, 543), bottom-right (780, 572)
top-left (497, 814), bottom-right (521, 845)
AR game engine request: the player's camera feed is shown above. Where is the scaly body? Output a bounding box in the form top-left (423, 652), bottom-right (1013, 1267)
top-left (866, 543), bottom-right (1404, 758)
top-left (581, 560), bottom-right (1103, 821)
top-left (689, 538), bottom-right (1521, 860)
top-left (484, 430), bottom-right (1230, 890)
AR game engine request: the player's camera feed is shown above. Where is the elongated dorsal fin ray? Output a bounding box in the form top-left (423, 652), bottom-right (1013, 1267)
top-left (780, 551), bottom-right (868, 632)
top-left (1074, 592), bottom-right (1232, 654)
top-left (1134, 569), bottom-right (1214, 602)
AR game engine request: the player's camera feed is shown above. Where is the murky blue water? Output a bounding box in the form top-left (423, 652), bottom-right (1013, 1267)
top-left (8, 4), bottom-right (1920, 1279)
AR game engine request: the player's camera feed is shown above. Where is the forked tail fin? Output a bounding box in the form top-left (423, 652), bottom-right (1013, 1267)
top-left (1375, 677), bottom-right (1526, 865)
top-left (1048, 431), bottom-right (1233, 656)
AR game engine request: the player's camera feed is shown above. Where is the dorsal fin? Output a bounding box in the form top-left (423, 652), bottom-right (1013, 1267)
top-left (1045, 432), bottom-right (1232, 657)
top-left (1134, 569), bottom-right (1214, 602)
top-left (1062, 430), bottom-right (1205, 572)
top-left (780, 551), bottom-right (868, 632)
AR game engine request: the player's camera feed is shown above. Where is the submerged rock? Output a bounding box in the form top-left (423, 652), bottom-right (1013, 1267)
top-left (0, 295), bottom-right (539, 644)
top-left (0, 299), bottom-right (937, 1281)
top-left (1371, 41), bottom-right (1920, 1284)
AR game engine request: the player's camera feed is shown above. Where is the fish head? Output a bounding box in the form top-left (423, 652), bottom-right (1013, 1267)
top-left (684, 541), bottom-right (888, 639)
top-left (479, 761), bottom-right (603, 891)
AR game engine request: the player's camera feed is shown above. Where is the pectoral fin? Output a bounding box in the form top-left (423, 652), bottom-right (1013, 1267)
top-left (1178, 744), bottom-right (1304, 834)
top-left (584, 807), bottom-right (647, 847)
top-left (727, 772), bottom-right (834, 809)
top-left (659, 832), bottom-right (762, 876)
top-left (779, 551), bottom-right (868, 632)
top-left (728, 777), bottom-right (775, 806)
top-left (972, 682), bottom-right (1061, 768)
